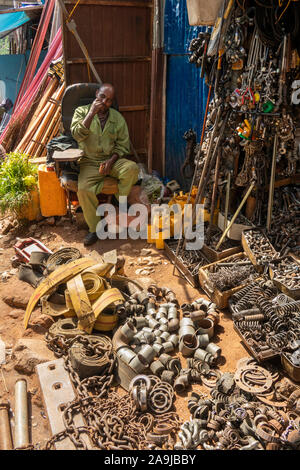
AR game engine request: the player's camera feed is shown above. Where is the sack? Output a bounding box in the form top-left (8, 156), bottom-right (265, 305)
top-left (186, 0), bottom-right (224, 26)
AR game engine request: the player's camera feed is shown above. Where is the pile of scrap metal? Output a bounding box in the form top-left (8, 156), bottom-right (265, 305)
top-left (175, 358), bottom-right (300, 451)
top-left (169, 0), bottom-right (300, 299)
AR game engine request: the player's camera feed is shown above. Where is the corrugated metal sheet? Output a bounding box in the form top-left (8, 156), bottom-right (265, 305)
top-left (62, 0), bottom-right (153, 163)
top-left (164, 0), bottom-right (209, 189)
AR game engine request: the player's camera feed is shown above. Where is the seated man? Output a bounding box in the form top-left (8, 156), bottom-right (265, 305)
top-left (71, 83), bottom-right (139, 246)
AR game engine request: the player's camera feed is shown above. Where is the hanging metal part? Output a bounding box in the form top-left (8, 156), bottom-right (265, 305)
top-left (266, 134), bottom-right (278, 231)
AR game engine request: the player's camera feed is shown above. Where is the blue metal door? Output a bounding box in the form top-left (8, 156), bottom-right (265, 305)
top-left (164, 0), bottom-right (209, 189)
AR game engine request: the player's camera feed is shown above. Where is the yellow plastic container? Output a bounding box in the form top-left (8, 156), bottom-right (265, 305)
top-left (20, 188), bottom-right (40, 221)
top-left (38, 164), bottom-right (67, 217)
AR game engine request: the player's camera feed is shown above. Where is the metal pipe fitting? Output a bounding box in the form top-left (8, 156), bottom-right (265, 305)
top-left (0, 402), bottom-right (13, 450)
top-left (142, 331), bottom-right (155, 344)
top-left (190, 310), bottom-right (206, 322)
top-left (112, 326), bottom-right (129, 351)
top-left (158, 353), bottom-right (173, 366)
top-left (159, 324), bottom-right (168, 333)
top-left (194, 348), bottom-right (208, 362)
top-left (160, 370), bottom-right (175, 384)
top-left (160, 332), bottom-right (170, 342)
top-left (167, 310), bottom-right (178, 320)
top-left (142, 327), bottom-right (154, 334)
top-left (157, 306), bottom-right (168, 316)
top-left (133, 316), bottom-right (147, 329)
top-left (179, 325), bottom-right (196, 338)
top-left (168, 306), bottom-right (178, 317)
top-left (153, 329), bottom-right (162, 338)
top-left (162, 341), bottom-right (175, 353)
top-left (180, 318), bottom-right (194, 328)
top-left (117, 347), bottom-right (137, 364)
top-left (120, 321), bottom-right (137, 341)
top-left (138, 345), bottom-right (156, 365)
top-left (168, 334), bottom-right (179, 348)
top-left (137, 291), bottom-right (149, 305)
top-left (159, 317), bottom-right (168, 326)
top-left (155, 312), bottom-right (166, 321)
top-left (197, 334), bottom-right (210, 348)
top-left (206, 312), bottom-right (220, 326)
top-left (205, 342), bottom-right (221, 358)
top-left (153, 343), bottom-right (164, 355)
top-left (196, 318), bottom-right (214, 338)
top-left (129, 355), bottom-right (147, 373)
top-left (179, 335), bottom-right (199, 357)
top-left (168, 319), bottom-right (179, 332)
top-left (174, 374), bottom-right (190, 393)
top-left (14, 379), bottom-right (29, 449)
top-left (150, 360), bottom-right (164, 376)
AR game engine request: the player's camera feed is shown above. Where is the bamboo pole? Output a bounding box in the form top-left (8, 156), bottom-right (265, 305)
top-left (25, 83), bottom-right (65, 156)
top-left (16, 78), bottom-right (59, 152)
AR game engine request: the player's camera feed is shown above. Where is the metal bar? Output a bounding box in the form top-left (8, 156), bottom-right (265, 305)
top-left (36, 359), bottom-right (93, 450)
top-left (216, 182), bottom-right (255, 251)
top-left (0, 402), bottom-right (13, 450)
top-left (266, 134), bottom-right (278, 231)
top-left (14, 379), bottom-right (29, 449)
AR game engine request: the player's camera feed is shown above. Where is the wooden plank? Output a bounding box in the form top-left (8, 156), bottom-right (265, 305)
top-left (66, 56), bottom-right (151, 64)
top-left (119, 105), bottom-right (149, 112)
top-left (0, 6), bottom-right (43, 14)
top-left (64, 0), bottom-right (152, 7)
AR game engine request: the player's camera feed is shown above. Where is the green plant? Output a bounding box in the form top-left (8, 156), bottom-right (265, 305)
top-left (0, 152), bottom-right (38, 216)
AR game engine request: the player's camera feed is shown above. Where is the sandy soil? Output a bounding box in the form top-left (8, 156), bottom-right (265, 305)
top-left (0, 216), bottom-right (253, 449)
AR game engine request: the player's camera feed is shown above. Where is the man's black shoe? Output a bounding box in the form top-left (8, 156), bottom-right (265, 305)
top-left (84, 232), bottom-right (98, 246)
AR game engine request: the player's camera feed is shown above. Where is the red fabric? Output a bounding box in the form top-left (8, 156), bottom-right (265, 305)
top-left (0, 28), bottom-right (62, 145)
top-left (14, 0), bottom-right (56, 109)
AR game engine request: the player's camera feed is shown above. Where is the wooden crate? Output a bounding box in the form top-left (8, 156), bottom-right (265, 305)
top-left (164, 241), bottom-right (200, 288)
top-left (241, 228), bottom-right (279, 273)
top-left (198, 252), bottom-right (260, 309)
top-left (281, 353), bottom-right (300, 383)
top-left (269, 255), bottom-right (300, 300)
top-left (233, 323), bottom-right (279, 363)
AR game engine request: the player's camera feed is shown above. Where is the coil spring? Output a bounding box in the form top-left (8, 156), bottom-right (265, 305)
top-left (211, 389), bottom-right (230, 404)
top-left (236, 320), bottom-right (262, 330)
top-left (276, 301), bottom-right (300, 316)
top-left (231, 282), bottom-right (260, 302)
top-left (234, 287), bottom-right (263, 311)
top-left (267, 332), bottom-right (288, 350)
top-left (256, 297), bottom-right (275, 319)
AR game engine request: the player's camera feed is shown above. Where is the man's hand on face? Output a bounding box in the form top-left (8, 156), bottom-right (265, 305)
top-left (99, 158), bottom-right (114, 176)
top-left (89, 98), bottom-right (104, 116)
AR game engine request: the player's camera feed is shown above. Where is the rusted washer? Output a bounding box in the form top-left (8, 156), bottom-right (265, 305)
top-left (234, 365), bottom-right (273, 395)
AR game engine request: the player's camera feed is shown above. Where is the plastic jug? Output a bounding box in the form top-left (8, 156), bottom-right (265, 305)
top-left (38, 164), bottom-right (67, 217)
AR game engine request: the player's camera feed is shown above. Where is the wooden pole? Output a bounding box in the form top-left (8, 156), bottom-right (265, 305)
top-left (266, 134), bottom-right (278, 231)
top-left (215, 181), bottom-right (255, 251)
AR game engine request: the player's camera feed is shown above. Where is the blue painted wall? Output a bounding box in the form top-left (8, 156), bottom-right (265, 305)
top-left (0, 49), bottom-right (47, 107)
top-left (164, 0), bottom-right (209, 190)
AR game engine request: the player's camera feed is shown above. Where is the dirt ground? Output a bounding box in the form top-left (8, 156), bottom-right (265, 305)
top-left (0, 215), bottom-right (254, 449)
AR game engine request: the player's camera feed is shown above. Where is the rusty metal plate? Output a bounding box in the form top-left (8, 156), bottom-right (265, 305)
top-left (36, 358), bottom-right (93, 450)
